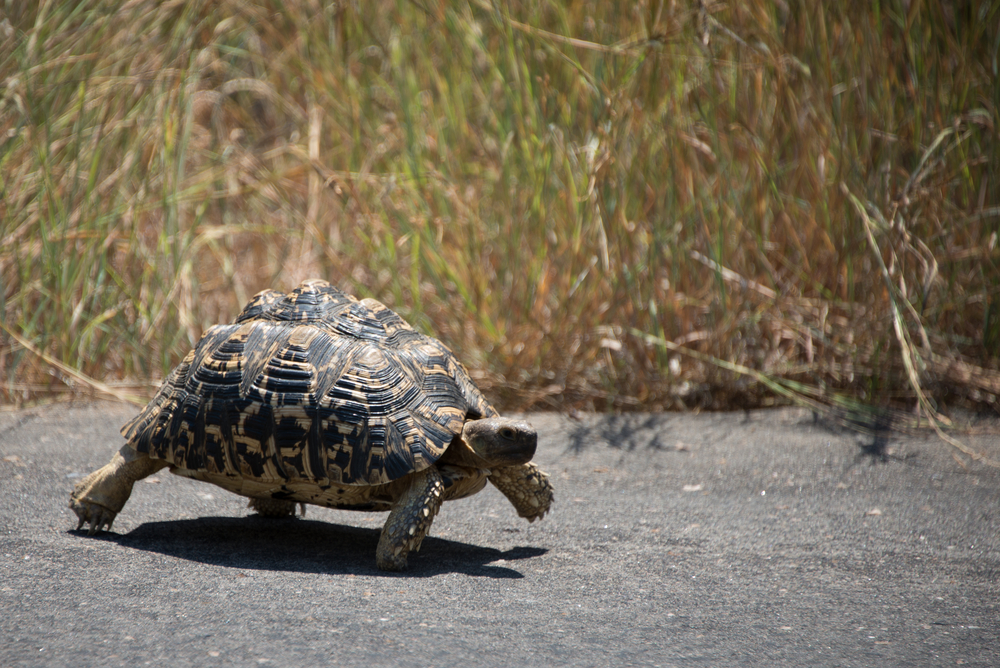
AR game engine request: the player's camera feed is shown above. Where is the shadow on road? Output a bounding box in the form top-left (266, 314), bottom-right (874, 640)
top-left (807, 407), bottom-right (927, 465)
top-left (69, 517), bottom-right (545, 579)
top-left (563, 413), bottom-right (678, 453)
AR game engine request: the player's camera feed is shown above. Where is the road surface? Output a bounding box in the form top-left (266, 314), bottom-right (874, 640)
top-left (1, 402), bottom-right (998, 666)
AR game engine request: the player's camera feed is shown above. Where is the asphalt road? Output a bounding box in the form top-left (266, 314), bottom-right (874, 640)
top-left (1, 402), bottom-right (998, 667)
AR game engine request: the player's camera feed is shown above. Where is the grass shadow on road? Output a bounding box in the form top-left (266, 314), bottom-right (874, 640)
top-left (562, 414), bottom-right (682, 454)
top-left (69, 516), bottom-right (545, 579)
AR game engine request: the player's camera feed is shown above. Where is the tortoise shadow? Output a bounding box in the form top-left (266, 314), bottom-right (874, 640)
top-left (72, 516), bottom-right (546, 579)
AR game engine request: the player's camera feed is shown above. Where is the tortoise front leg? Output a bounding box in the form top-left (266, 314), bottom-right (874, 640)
top-left (376, 466), bottom-right (444, 571)
top-left (488, 462), bottom-right (554, 522)
top-left (70, 445), bottom-right (168, 534)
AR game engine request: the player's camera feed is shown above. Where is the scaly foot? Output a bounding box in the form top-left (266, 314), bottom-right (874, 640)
top-left (247, 497), bottom-right (305, 517)
top-left (488, 461), bottom-right (554, 522)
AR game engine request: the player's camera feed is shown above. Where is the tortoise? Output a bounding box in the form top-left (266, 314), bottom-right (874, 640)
top-left (70, 279), bottom-right (553, 570)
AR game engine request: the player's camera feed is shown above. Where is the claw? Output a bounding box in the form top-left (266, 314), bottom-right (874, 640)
top-left (71, 500), bottom-right (117, 535)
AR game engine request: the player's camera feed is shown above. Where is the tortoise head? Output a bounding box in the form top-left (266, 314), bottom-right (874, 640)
top-left (440, 417), bottom-right (537, 468)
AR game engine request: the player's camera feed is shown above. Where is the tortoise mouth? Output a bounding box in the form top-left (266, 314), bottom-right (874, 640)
top-left (485, 442), bottom-right (536, 467)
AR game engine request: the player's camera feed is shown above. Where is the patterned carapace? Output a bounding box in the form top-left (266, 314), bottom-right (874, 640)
top-left (121, 280), bottom-right (497, 487)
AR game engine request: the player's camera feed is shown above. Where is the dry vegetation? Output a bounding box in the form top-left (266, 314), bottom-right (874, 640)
top-left (2, 2), bottom-right (999, 434)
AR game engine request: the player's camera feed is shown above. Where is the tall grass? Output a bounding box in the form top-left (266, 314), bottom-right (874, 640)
top-left (2, 1), bottom-right (998, 422)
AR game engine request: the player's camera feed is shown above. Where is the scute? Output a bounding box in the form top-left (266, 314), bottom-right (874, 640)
top-left (121, 280), bottom-right (489, 487)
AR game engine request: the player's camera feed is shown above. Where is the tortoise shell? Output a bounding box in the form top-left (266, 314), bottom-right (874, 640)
top-left (121, 280), bottom-right (497, 487)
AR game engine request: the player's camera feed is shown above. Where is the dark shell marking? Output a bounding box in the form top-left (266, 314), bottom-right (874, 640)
top-left (122, 280), bottom-right (496, 487)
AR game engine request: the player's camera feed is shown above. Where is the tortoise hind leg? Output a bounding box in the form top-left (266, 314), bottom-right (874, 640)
top-left (488, 462), bottom-right (554, 522)
top-left (70, 445), bottom-right (168, 534)
top-left (376, 467), bottom-right (444, 571)
top-left (247, 497), bottom-right (305, 518)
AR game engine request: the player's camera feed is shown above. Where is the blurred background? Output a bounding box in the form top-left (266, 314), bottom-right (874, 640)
top-left (2, 1), bottom-right (998, 422)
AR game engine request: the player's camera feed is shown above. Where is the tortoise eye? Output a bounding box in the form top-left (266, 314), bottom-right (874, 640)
top-left (499, 427), bottom-right (516, 440)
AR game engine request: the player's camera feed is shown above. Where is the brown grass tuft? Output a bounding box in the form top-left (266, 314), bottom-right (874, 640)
top-left (2, 2), bottom-right (998, 439)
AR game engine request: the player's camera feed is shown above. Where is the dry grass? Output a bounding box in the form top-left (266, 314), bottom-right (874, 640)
top-left (2, 1), bottom-right (999, 432)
